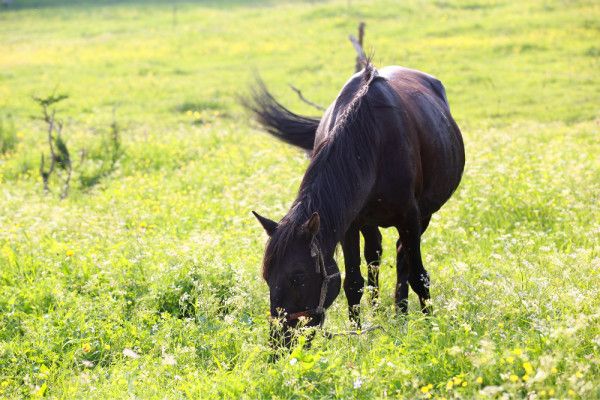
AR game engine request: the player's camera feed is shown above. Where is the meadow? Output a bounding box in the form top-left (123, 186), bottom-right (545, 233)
top-left (0, 0), bottom-right (599, 398)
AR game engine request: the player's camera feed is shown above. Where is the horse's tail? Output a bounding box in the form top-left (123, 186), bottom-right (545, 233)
top-left (242, 79), bottom-right (320, 151)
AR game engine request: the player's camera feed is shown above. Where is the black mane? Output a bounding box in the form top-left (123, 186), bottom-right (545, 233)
top-left (263, 62), bottom-right (384, 279)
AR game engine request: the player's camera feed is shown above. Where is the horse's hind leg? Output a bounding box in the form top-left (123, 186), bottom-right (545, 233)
top-left (396, 209), bottom-right (432, 314)
top-left (361, 225), bottom-right (382, 305)
top-left (395, 240), bottom-right (409, 313)
top-left (342, 224), bottom-right (364, 327)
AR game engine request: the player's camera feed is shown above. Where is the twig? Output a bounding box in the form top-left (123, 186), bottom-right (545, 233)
top-left (322, 324), bottom-right (385, 339)
top-left (288, 84), bottom-right (325, 111)
top-left (59, 122), bottom-right (71, 199)
top-left (41, 107), bottom-right (57, 194)
top-left (284, 22), bottom-right (367, 114)
top-left (40, 154), bottom-right (49, 193)
top-left (34, 93), bottom-right (69, 197)
top-left (349, 22), bottom-right (367, 72)
top-left (60, 165), bottom-right (71, 199)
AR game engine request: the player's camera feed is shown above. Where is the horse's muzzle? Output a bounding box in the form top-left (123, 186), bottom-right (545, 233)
top-left (268, 313), bottom-right (322, 356)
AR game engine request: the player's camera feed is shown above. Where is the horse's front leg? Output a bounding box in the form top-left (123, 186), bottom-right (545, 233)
top-left (342, 224), bottom-right (364, 327)
top-left (361, 225), bottom-right (382, 305)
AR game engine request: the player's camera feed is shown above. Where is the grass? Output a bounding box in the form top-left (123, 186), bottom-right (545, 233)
top-left (0, 0), bottom-right (599, 398)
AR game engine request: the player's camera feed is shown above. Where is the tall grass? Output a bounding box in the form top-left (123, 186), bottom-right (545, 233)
top-left (0, 0), bottom-right (598, 398)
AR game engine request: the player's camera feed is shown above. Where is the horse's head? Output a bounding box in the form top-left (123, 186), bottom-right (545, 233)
top-left (252, 210), bottom-right (341, 350)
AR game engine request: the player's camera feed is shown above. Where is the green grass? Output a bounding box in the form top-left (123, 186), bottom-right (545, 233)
top-left (0, 0), bottom-right (599, 398)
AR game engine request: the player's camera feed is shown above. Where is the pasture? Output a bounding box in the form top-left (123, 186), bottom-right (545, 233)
top-left (0, 0), bottom-right (599, 398)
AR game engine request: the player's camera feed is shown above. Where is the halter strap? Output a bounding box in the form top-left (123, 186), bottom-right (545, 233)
top-left (284, 238), bottom-right (339, 325)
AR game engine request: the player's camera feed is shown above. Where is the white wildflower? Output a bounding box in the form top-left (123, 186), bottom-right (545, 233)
top-left (161, 347), bottom-right (177, 366)
top-left (122, 348), bottom-right (140, 359)
top-left (353, 377), bottom-right (363, 389)
top-left (479, 385), bottom-right (505, 397)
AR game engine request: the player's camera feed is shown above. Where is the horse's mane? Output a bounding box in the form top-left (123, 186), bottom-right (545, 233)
top-left (263, 61), bottom-right (385, 280)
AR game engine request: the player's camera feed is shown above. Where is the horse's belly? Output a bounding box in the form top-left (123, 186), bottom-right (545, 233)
top-left (358, 199), bottom-right (402, 227)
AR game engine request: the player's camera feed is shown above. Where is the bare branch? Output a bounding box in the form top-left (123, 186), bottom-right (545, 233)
top-left (288, 84), bottom-right (325, 112)
top-left (322, 324), bottom-right (385, 338)
top-left (40, 153), bottom-right (50, 193)
top-left (350, 22), bottom-right (367, 72)
top-left (40, 108), bottom-right (57, 195)
top-left (34, 93), bottom-right (68, 197)
top-left (60, 162), bottom-right (72, 199)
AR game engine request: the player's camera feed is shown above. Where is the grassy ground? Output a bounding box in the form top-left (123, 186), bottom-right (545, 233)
top-left (0, 0), bottom-right (599, 398)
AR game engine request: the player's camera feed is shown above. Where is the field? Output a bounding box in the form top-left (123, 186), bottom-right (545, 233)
top-left (0, 0), bottom-right (599, 398)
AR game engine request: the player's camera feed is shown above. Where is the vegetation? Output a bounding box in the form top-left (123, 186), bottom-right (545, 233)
top-left (0, 0), bottom-right (598, 398)
top-left (0, 114), bottom-right (18, 155)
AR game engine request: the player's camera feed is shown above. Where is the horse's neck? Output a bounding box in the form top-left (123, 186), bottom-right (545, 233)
top-left (294, 87), bottom-right (379, 251)
top-left (296, 167), bottom-right (374, 251)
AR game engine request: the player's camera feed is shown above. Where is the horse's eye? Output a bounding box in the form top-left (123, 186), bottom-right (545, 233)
top-left (290, 273), bottom-right (306, 287)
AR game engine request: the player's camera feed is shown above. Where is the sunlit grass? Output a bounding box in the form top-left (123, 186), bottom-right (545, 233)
top-left (0, 0), bottom-right (599, 398)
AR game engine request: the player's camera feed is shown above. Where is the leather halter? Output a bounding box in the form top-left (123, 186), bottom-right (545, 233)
top-left (278, 238), bottom-right (340, 325)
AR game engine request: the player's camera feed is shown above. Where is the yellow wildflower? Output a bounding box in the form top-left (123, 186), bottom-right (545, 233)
top-left (523, 362), bottom-right (534, 375)
top-left (575, 371), bottom-right (583, 378)
top-left (505, 356), bottom-right (515, 364)
top-left (104, 344), bottom-right (111, 350)
top-left (82, 343), bottom-right (92, 353)
top-left (452, 376), bottom-right (463, 385)
top-left (509, 374), bottom-right (519, 382)
top-left (551, 367), bottom-right (558, 374)
top-left (66, 250), bottom-right (74, 257)
top-left (446, 380), bottom-right (453, 390)
top-left (539, 390), bottom-right (546, 396)
top-left (461, 381), bottom-right (467, 387)
top-left (568, 389), bottom-right (576, 396)
top-left (39, 364), bottom-right (49, 375)
top-left (420, 384), bottom-right (432, 393)
top-left (512, 348), bottom-right (523, 356)
top-left (476, 376), bottom-right (483, 384)
top-left (522, 374), bottom-right (529, 381)
top-left (548, 389), bottom-right (555, 396)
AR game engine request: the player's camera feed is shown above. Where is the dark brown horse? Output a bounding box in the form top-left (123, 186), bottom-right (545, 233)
top-left (246, 62), bottom-right (464, 347)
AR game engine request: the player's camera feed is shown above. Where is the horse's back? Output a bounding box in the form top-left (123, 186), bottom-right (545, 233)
top-left (379, 66), bottom-right (449, 108)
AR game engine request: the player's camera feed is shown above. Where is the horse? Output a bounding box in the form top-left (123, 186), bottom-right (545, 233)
top-left (245, 62), bottom-right (465, 348)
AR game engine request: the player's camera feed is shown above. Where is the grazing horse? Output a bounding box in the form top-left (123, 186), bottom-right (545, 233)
top-left (246, 62), bottom-right (464, 347)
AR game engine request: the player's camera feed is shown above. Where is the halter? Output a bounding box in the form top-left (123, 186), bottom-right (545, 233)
top-left (282, 238), bottom-right (340, 326)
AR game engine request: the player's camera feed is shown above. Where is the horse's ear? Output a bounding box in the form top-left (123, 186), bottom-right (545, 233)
top-left (252, 211), bottom-right (278, 236)
top-left (303, 212), bottom-right (320, 237)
